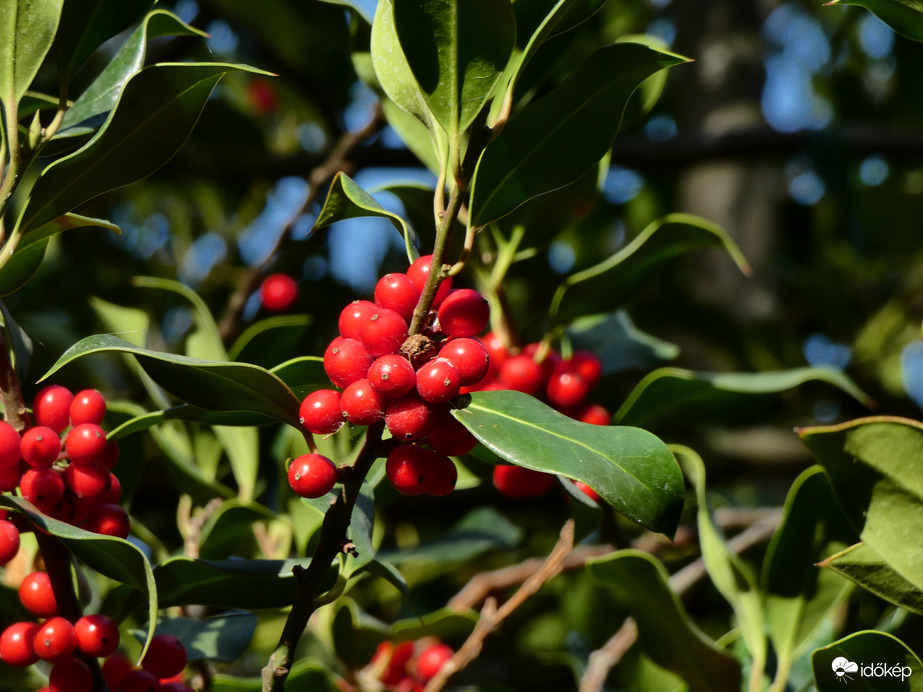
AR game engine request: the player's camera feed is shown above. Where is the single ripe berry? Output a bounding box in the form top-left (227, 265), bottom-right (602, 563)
top-left (49, 656), bottom-right (93, 692)
top-left (259, 273), bottom-right (299, 311)
top-left (74, 614), bottom-right (120, 658)
top-left (385, 444), bottom-right (435, 495)
top-left (426, 408), bottom-right (477, 457)
top-left (360, 308), bottom-right (408, 357)
top-left (142, 633), bottom-right (188, 679)
top-left (437, 289), bottom-right (489, 337)
top-left (33, 385), bottom-right (74, 433)
top-left (426, 452), bottom-right (458, 497)
top-left (288, 453), bottom-right (338, 498)
top-left (0, 519), bottom-right (21, 565)
top-left (574, 481), bottom-right (602, 503)
top-left (374, 272), bottom-right (421, 322)
top-left (384, 395), bottom-right (432, 441)
top-left (19, 571), bottom-right (58, 617)
top-left (567, 350), bottom-right (604, 388)
top-left (407, 255), bottom-right (452, 308)
top-left (69, 389), bottom-right (107, 426)
top-left (82, 503), bottom-right (131, 539)
top-left (65, 423), bottom-right (107, 463)
top-left (20, 467), bottom-right (66, 509)
top-left (21, 426), bottom-right (62, 467)
top-left (338, 300), bottom-right (377, 340)
top-left (102, 652), bottom-right (134, 690)
top-left (415, 358), bottom-right (461, 404)
top-left (118, 669), bottom-right (162, 692)
top-left (367, 354), bottom-right (417, 399)
top-left (499, 354), bottom-right (545, 396)
top-left (415, 642), bottom-right (454, 681)
top-left (575, 403), bottom-right (610, 426)
top-left (64, 461), bottom-right (112, 502)
top-left (492, 465), bottom-right (555, 499)
top-left (439, 338), bottom-right (490, 386)
top-left (324, 337), bottom-right (373, 389)
top-left (546, 371), bottom-right (589, 409)
top-left (0, 621), bottom-right (40, 666)
top-left (0, 420), bottom-right (21, 467)
top-left (33, 616), bottom-right (76, 661)
top-left (481, 332), bottom-right (509, 377)
top-left (340, 379), bottom-right (386, 426)
top-left (299, 389), bottom-right (344, 435)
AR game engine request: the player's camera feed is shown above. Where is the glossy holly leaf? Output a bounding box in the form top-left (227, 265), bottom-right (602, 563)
top-left (566, 310), bottom-right (679, 376)
top-left (0, 0), bottom-right (63, 110)
top-left (19, 62), bottom-right (268, 233)
top-left (149, 613), bottom-right (257, 663)
top-left (42, 334), bottom-right (302, 428)
top-left (343, 482), bottom-right (377, 578)
top-left (270, 356), bottom-right (328, 400)
top-left (0, 300), bottom-right (32, 380)
top-left (392, 0), bottom-right (514, 142)
top-left (615, 366), bottom-right (872, 430)
top-left (55, 0), bottom-right (154, 79)
top-left (380, 98), bottom-right (442, 175)
top-left (799, 416), bottom-right (923, 597)
top-left (812, 630), bottom-right (922, 691)
top-left (469, 42), bottom-right (688, 228)
top-left (588, 550), bottom-right (742, 692)
top-left (827, 0), bottom-right (923, 42)
top-left (453, 390), bottom-right (683, 536)
top-left (198, 501), bottom-right (277, 561)
top-left (819, 542), bottom-right (923, 615)
top-left (0, 213), bottom-right (120, 296)
top-left (761, 467), bottom-right (855, 682)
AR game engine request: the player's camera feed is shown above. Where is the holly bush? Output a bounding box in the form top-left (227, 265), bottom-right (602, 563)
top-left (1, 0), bottom-right (923, 691)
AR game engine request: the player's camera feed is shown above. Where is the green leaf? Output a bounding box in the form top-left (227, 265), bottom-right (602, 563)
top-left (0, 213), bottom-right (120, 296)
top-left (198, 501), bottom-right (277, 561)
top-left (392, 0), bottom-right (515, 141)
top-left (469, 42), bottom-right (688, 228)
top-left (615, 366), bottom-right (872, 430)
top-left (566, 310), bottom-right (679, 376)
top-left (0, 0), bottom-right (63, 110)
top-left (819, 542), bottom-right (923, 616)
top-left (453, 390), bottom-right (683, 536)
top-left (380, 98), bottom-right (442, 175)
top-left (799, 416), bottom-right (923, 597)
top-left (762, 467), bottom-right (855, 681)
top-left (587, 550), bottom-right (742, 692)
top-left (826, 0), bottom-right (923, 42)
top-left (228, 314), bottom-right (313, 367)
top-left (149, 613), bottom-right (257, 663)
top-left (42, 334), bottom-right (302, 428)
top-left (343, 482), bottom-right (377, 578)
top-left (313, 172), bottom-right (419, 260)
top-left (270, 356), bottom-right (328, 400)
top-left (812, 630), bottom-right (923, 691)
top-left (19, 62), bottom-right (267, 233)
top-left (0, 299), bottom-right (32, 380)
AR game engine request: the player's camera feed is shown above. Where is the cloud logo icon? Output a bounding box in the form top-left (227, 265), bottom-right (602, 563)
top-left (832, 657), bottom-right (859, 682)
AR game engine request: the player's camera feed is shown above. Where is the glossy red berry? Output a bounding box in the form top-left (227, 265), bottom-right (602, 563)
top-left (324, 337), bottom-right (373, 389)
top-left (69, 389), bottom-right (107, 426)
top-left (384, 395), bottom-right (432, 441)
top-left (82, 503), bottom-right (131, 538)
top-left (492, 465), bottom-right (555, 499)
top-left (0, 420), bottom-right (21, 467)
top-left (100, 440), bottom-right (120, 470)
top-left (142, 633), bottom-right (188, 679)
top-left (19, 571), bottom-right (57, 617)
top-left (546, 371), bottom-right (589, 409)
top-left (415, 358), bottom-right (461, 404)
top-left (0, 621), bottom-right (40, 666)
top-left (260, 273), bottom-right (299, 311)
top-left (367, 354), bottom-right (417, 399)
top-left (340, 379), bottom-right (385, 426)
top-left (34, 616), bottom-right (76, 661)
top-left (33, 385), bottom-right (74, 433)
top-left (299, 389), bottom-right (344, 435)
top-left (426, 408), bottom-right (477, 457)
top-left (118, 668), bottom-right (162, 692)
top-left (102, 652), bottom-right (134, 690)
top-left (74, 614), bottom-right (120, 658)
top-left (499, 354), bottom-right (545, 395)
top-left (415, 642), bottom-right (453, 681)
top-left (374, 272), bottom-right (420, 322)
top-left (0, 460), bottom-right (21, 492)
top-left (426, 452), bottom-right (458, 497)
top-left (439, 338), bottom-right (490, 386)
top-left (49, 656), bottom-right (93, 692)
top-left (360, 308), bottom-right (409, 357)
top-left (287, 453), bottom-right (338, 498)
top-left (64, 461), bottom-right (110, 502)
top-left (576, 403), bottom-right (610, 426)
top-left (386, 444), bottom-right (435, 495)
top-left (568, 350), bottom-right (603, 387)
top-left (20, 467), bottom-right (66, 509)
top-left (481, 332), bottom-right (509, 376)
top-left (338, 300), bottom-right (377, 341)
top-left (0, 519), bottom-right (21, 565)
top-left (437, 289), bottom-right (489, 337)
top-left (407, 255), bottom-right (452, 308)
top-left (65, 423), bottom-right (107, 463)
top-left (21, 426), bottom-right (62, 467)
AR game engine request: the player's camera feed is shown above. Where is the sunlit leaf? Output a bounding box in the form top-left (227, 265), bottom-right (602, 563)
top-left (0, 0), bottom-right (63, 110)
top-left (55, 0), bottom-right (154, 79)
top-left (819, 542), bottom-right (923, 616)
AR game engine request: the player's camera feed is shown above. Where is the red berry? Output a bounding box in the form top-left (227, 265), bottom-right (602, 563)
top-left (324, 337), bottom-right (373, 389)
top-left (65, 423), bottom-right (107, 463)
top-left (19, 571), bottom-right (57, 616)
top-left (64, 461), bottom-right (111, 502)
top-left (374, 272), bottom-right (420, 322)
top-left (0, 460), bottom-right (21, 492)
top-left (99, 440), bottom-right (120, 470)
top-left (437, 289), bottom-right (489, 337)
top-left (247, 77), bottom-right (279, 115)
top-left (439, 338), bottom-right (490, 386)
top-left (384, 395), bottom-right (432, 441)
top-left (574, 480), bottom-right (602, 503)
top-left (385, 444), bottom-right (435, 495)
top-left (415, 642), bottom-right (453, 681)
top-left (0, 621), bottom-right (39, 666)
top-left (33, 385), bottom-right (74, 433)
top-left (142, 633), bottom-right (188, 679)
top-left (118, 668), bottom-right (162, 692)
top-left (492, 465), bottom-right (555, 498)
top-left (0, 519), bottom-right (21, 565)
top-left (20, 466), bottom-right (66, 509)
top-left (82, 503), bottom-right (131, 538)
top-left (21, 426), bottom-right (62, 467)
top-left (49, 656), bottom-right (93, 692)
top-left (69, 389), bottom-right (107, 426)
top-left (260, 273), bottom-right (299, 311)
top-left (299, 389), bottom-right (344, 435)
top-left (481, 332), bottom-right (509, 377)
top-left (0, 420), bottom-right (21, 467)
top-left (34, 616), bottom-right (76, 661)
top-left (287, 453), bottom-right (338, 498)
top-left (576, 403), bottom-right (610, 426)
top-left (74, 614), bottom-right (120, 658)
top-left (360, 308), bottom-right (409, 357)
top-left (97, 472), bottom-right (122, 505)
top-left (338, 300), bottom-right (377, 340)
top-left (426, 453), bottom-right (458, 497)
top-left (499, 355), bottom-right (545, 395)
top-left (340, 379), bottom-right (385, 426)
top-left (102, 652), bottom-right (134, 690)
top-left (407, 255), bottom-right (452, 308)
top-left (567, 350), bottom-right (603, 387)
top-left (368, 354), bottom-right (417, 399)
top-left (546, 371), bottom-right (589, 409)
top-left (426, 408), bottom-right (477, 457)
top-left (416, 358), bottom-right (461, 404)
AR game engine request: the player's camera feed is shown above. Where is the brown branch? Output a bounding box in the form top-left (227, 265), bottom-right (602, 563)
top-left (0, 329), bottom-right (29, 431)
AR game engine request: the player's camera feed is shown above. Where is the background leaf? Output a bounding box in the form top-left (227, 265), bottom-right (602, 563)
top-left (827, 0), bottom-right (923, 42)
top-left (819, 542), bottom-right (923, 616)
top-left (150, 613), bottom-right (257, 663)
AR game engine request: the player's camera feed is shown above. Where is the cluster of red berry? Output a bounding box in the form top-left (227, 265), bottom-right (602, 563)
top-left (0, 568), bottom-right (189, 691)
top-left (366, 638), bottom-right (453, 691)
top-left (292, 255), bottom-right (489, 498)
top-left (0, 385), bottom-right (129, 544)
